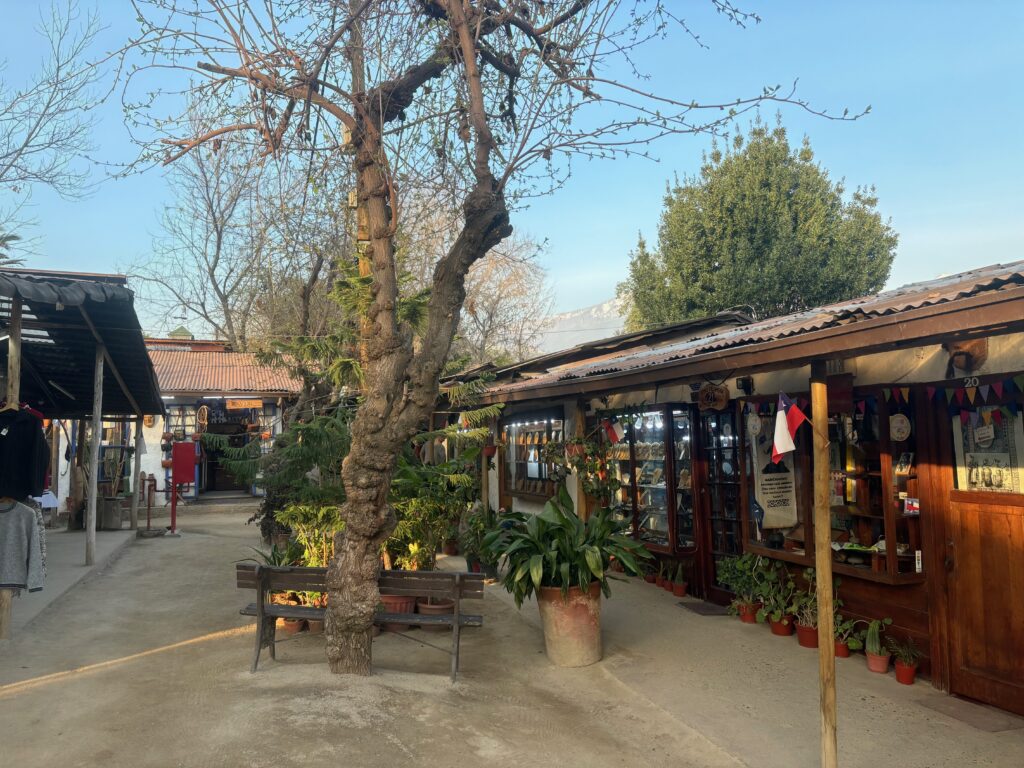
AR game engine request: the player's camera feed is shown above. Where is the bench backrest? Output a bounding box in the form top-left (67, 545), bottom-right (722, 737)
top-left (236, 563), bottom-right (484, 600)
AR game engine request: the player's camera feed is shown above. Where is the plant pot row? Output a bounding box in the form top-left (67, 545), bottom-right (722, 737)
top-left (647, 573), bottom-right (688, 598)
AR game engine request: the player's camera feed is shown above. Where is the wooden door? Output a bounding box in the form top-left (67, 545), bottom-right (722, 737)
top-left (948, 490), bottom-right (1024, 716)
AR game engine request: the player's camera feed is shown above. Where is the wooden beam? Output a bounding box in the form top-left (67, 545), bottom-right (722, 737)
top-left (86, 344), bottom-right (104, 566)
top-left (0, 295), bottom-right (21, 639)
top-left (78, 305), bottom-right (142, 416)
top-left (130, 416), bottom-right (143, 530)
top-left (811, 360), bottom-right (837, 768)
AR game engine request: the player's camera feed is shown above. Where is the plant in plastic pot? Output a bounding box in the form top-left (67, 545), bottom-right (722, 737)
top-left (887, 635), bottom-right (924, 684)
top-left (717, 554), bottom-right (770, 623)
top-left (755, 560), bottom-right (797, 636)
top-left (672, 563), bottom-right (688, 597)
top-left (861, 618), bottom-right (894, 673)
top-left (484, 486), bottom-right (650, 667)
top-left (833, 614), bottom-right (864, 658)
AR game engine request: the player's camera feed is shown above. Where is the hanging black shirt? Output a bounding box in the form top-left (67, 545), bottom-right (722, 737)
top-left (0, 408), bottom-right (50, 499)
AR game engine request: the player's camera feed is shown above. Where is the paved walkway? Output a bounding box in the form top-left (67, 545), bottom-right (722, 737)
top-left (1, 510), bottom-right (1021, 767)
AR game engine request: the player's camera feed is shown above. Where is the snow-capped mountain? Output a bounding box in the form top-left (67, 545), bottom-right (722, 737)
top-left (538, 296), bottom-right (625, 353)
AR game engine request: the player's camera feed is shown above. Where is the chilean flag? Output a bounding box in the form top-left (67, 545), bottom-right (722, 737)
top-left (772, 392), bottom-right (807, 464)
top-left (602, 418), bottom-right (626, 444)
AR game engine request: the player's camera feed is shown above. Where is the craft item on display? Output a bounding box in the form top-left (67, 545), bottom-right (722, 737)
top-left (974, 423), bottom-right (996, 448)
top-left (904, 498), bottom-right (920, 516)
top-left (0, 500), bottom-right (45, 593)
top-left (696, 383), bottom-right (730, 411)
top-left (889, 413), bottom-right (912, 442)
top-left (746, 412), bottom-right (762, 437)
top-left (0, 408), bottom-right (50, 500)
top-left (894, 452), bottom-right (914, 476)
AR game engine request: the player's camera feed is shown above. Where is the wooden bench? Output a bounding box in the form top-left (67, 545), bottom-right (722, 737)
top-left (236, 563), bottom-right (484, 680)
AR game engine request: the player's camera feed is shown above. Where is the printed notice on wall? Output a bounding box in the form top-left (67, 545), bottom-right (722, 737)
top-left (952, 412), bottom-right (1024, 494)
top-left (750, 415), bottom-right (798, 528)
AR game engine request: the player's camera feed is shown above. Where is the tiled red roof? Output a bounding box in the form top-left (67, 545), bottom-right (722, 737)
top-left (148, 349), bottom-right (303, 395)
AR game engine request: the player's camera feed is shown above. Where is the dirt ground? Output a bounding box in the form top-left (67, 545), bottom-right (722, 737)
top-left (0, 510), bottom-right (738, 768)
top-left (2, 506), bottom-right (1022, 768)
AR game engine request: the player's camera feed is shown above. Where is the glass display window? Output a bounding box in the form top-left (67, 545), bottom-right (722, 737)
top-left (673, 409), bottom-right (696, 549)
top-left (633, 409), bottom-right (669, 547)
top-left (502, 410), bottom-right (564, 499)
top-left (702, 410), bottom-right (743, 584)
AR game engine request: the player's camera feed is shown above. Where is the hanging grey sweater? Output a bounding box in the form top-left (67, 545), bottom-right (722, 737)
top-left (0, 500), bottom-right (45, 592)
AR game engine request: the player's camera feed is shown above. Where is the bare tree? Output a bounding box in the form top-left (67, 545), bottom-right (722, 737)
top-left (125, 0), bottom-right (861, 673)
top-left (0, 1), bottom-right (101, 258)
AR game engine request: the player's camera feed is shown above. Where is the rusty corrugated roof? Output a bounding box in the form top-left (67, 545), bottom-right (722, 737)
top-left (149, 349), bottom-right (302, 395)
top-left (488, 261), bottom-right (1024, 396)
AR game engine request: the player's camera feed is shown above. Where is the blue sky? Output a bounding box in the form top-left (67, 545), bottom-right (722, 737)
top-left (4, 1), bottom-right (1023, 323)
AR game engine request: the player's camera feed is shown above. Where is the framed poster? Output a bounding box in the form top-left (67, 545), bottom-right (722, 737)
top-left (952, 412), bottom-right (1024, 494)
top-left (750, 415), bottom-right (798, 528)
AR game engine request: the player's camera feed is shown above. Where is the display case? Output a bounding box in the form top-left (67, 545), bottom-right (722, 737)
top-left (633, 410), bottom-right (669, 548)
top-left (502, 410), bottom-right (564, 500)
top-left (673, 409), bottom-right (696, 550)
top-left (701, 411), bottom-right (742, 586)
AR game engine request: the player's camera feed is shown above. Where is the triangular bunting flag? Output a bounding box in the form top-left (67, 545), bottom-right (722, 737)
top-left (856, 400), bottom-right (866, 414)
top-left (900, 387), bottom-right (910, 403)
top-left (979, 384), bottom-right (991, 403)
top-left (883, 388), bottom-right (891, 402)
top-left (993, 381), bottom-right (1004, 400)
top-left (945, 389), bottom-right (955, 404)
top-left (1006, 377), bottom-right (1017, 395)
top-left (1015, 374), bottom-right (1024, 393)
top-left (970, 411), bottom-right (981, 427)
top-left (960, 410), bottom-right (970, 426)
top-left (955, 389), bottom-right (965, 405)
top-left (982, 409), bottom-right (992, 426)
top-left (993, 409), bottom-right (1003, 425)
top-left (966, 386), bottom-right (977, 404)
top-left (926, 386), bottom-right (936, 401)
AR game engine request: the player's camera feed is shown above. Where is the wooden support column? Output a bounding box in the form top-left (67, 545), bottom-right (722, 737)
top-left (86, 344), bottom-right (104, 566)
top-left (130, 416), bottom-right (143, 530)
top-left (811, 360), bottom-right (837, 768)
top-left (0, 294), bottom-right (22, 639)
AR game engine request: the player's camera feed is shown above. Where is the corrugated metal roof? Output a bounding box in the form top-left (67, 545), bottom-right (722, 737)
top-left (488, 261), bottom-right (1024, 396)
top-left (149, 350), bottom-right (302, 395)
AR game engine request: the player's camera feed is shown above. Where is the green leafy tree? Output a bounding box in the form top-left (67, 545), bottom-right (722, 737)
top-left (619, 121), bottom-right (897, 329)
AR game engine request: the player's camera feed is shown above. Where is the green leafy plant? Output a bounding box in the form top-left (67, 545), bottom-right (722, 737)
top-left (274, 504), bottom-right (345, 568)
top-left (861, 617), bottom-right (893, 655)
top-left (656, 559), bottom-right (667, 580)
top-left (674, 562), bottom-right (687, 586)
top-left (243, 540), bottom-right (304, 567)
top-left (833, 614), bottom-right (864, 649)
top-left (886, 635), bottom-right (923, 666)
top-left (483, 485), bottom-right (651, 608)
top-left (542, 437), bottom-right (622, 506)
top-left (755, 561), bottom-right (798, 625)
top-left (717, 553), bottom-right (771, 608)
top-left (459, 504), bottom-right (498, 570)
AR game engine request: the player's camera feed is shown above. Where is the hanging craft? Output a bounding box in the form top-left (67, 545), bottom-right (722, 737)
top-left (746, 411), bottom-right (762, 437)
top-left (890, 413), bottom-right (912, 442)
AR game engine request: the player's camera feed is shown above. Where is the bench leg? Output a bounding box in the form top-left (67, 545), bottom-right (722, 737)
top-left (251, 615), bottom-right (265, 673)
top-left (251, 614), bottom-right (277, 672)
top-left (267, 618), bottom-right (277, 660)
top-left (450, 615), bottom-right (461, 682)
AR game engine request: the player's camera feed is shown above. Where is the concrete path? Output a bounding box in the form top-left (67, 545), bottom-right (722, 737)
top-left (1, 509), bottom-right (1021, 767)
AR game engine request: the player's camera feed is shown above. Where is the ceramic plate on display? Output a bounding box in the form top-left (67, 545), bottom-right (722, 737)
top-left (746, 412), bottom-right (762, 437)
top-left (721, 458), bottom-right (735, 477)
top-left (890, 413), bottom-right (912, 442)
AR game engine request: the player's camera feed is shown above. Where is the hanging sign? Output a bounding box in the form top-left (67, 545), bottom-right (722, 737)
top-left (696, 383), bottom-right (730, 411)
top-left (889, 414), bottom-right (912, 442)
top-left (226, 399), bottom-right (263, 410)
top-left (746, 411), bottom-right (762, 437)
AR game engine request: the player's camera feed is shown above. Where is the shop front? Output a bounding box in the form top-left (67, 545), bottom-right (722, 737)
top-left (474, 261), bottom-right (1024, 716)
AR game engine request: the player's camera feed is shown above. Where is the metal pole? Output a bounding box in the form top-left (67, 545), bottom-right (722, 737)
top-left (811, 360), bottom-right (838, 767)
top-left (86, 344), bottom-right (104, 566)
top-left (130, 416), bottom-right (143, 530)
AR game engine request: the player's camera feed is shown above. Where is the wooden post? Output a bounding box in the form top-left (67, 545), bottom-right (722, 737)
top-left (130, 415), bottom-right (143, 530)
top-left (86, 344), bottom-right (104, 566)
top-left (811, 360), bottom-right (837, 768)
top-left (0, 294), bottom-right (22, 639)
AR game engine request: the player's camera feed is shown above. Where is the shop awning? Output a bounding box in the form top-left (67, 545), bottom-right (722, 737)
top-left (0, 268), bottom-right (164, 418)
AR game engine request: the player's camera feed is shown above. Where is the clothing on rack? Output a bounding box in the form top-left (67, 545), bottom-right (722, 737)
top-left (0, 408), bottom-right (50, 499)
top-left (0, 500), bottom-right (45, 593)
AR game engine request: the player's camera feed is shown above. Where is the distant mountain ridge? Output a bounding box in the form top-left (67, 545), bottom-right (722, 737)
top-left (538, 296), bottom-right (625, 353)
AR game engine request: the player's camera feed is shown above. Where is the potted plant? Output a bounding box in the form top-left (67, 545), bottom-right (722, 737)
top-left (833, 614), bottom-right (863, 658)
top-left (672, 563), bottom-right (688, 597)
top-left (887, 635), bottom-right (924, 684)
top-left (792, 589), bottom-right (819, 648)
top-left (655, 560), bottom-right (667, 588)
top-left (484, 486), bottom-right (650, 667)
top-left (717, 553), bottom-right (769, 623)
top-left (643, 564), bottom-right (657, 584)
top-left (756, 561), bottom-right (797, 636)
top-left (662, 560), bottom-right (675, 591)
top-left (861, 618), bottom-right (894, 673)
top-left (304, 592), bottom-right (326, 634)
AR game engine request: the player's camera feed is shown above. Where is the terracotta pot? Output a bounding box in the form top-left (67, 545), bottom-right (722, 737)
top-left (306, 619), bottom-right (324, 635)
top-left (866, 651), bottom-right (891, 673)
top-left (417, 598), bottom-right (455, 632)
top-left (769, 616), bottom-right (795, 636)
top-left (835, 640), bottom-right (851, 658)
top-left (736, 602), bottom-right (760, 624)
top-left (537, 582), bottom-right (602, 667)
top-left (895, 660), bottom-right (918, 685)
top-left (271, 532), bottom-right (291, 550)
top-left (442, 540), bottom-right (459, 556)
top-left (644, 574), bottom-right (657, 584)
top-left (161, 459), bottom-right (173, 469)
top-left (379, 594), bottom-right (417, 632)
top-left (796, 623), bottom-right (819, 648)
top-left (471, 562), bottom-right (482, 573)
top-left (482, 445), bottom-right (497, 458)
top-left (261, 431), bottom-right (271, 440)
top-left (662, 579), bottom-right (673, 592)
top-left (655, 575), bottom-right (665, 588)
top-left (280, 618), bottom-right (305, 635)
top-left (672, 582), bottom-right (688, 598)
